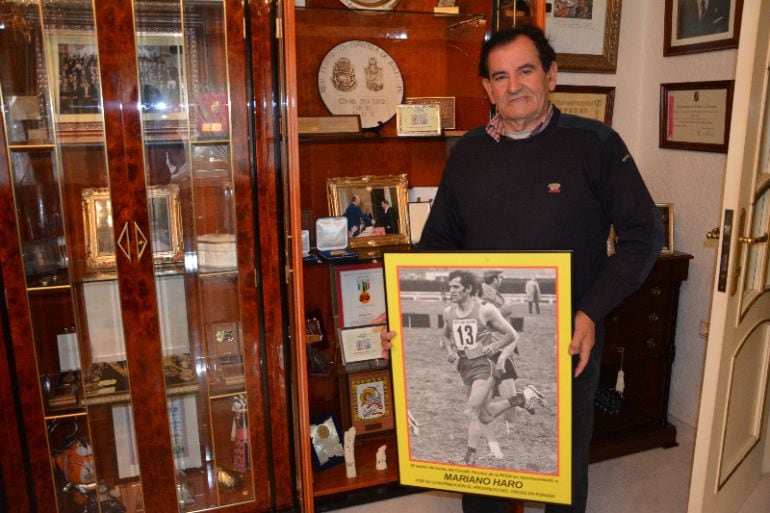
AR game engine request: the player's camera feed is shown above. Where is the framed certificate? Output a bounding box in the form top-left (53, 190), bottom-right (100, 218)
top-left (339, 325), bottom-right (384, 364)
top-left (348, 369), bottom-right (395, 435)
top-left (396, 104), bottom-right (441, 136)
top-left (660, 80), bottom-right (735, 153)
top-left (334, 262), bottom-right (386, 328)
top-left (383, 251), bottom-right (573, 503)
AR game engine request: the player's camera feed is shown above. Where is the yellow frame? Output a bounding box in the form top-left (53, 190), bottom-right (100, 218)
top-left (383, 251), bottom-right (573, 504)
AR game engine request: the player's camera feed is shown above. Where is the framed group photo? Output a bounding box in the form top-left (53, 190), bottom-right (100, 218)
top-left (545, 0), bottom-right (622, 72)
top-left (383, 252), bottom-right (573, 503)
top-left (664, 0), bottom-right (744, 56)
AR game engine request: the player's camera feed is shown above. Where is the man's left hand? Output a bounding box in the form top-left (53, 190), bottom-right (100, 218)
top-left (569, 311), bottom-right (595, 378)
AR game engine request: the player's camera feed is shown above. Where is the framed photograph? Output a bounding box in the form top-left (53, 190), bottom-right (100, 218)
top-left (335, 262), bottom-right (387, 328)
top-left (339, 325), bottom-right (385, 364)
top-left (549, 85), bottom-right (615, 125)
top-left (405, 97), bottom-right (456, 130)
top-left (545, 0), bottom-right (622, 72)
top-left (383, 251), bottom-right (573, 503)
top-left (660, 80), bottom-right (735, 153)
top-left (348, 369), bottom-right (395, 435)
top-left (82, 185), bottom-right (184, 270)
top-left (656, 203), bottom-right (675, 254)
top-left (396, 104), bottom-right (442, 136)
top-left (310, 413), bottom-right (345, 470)
top-left (46, 30), bottom-right (103, 142)
top-left (136, 32), bottom-right (186, 121)
top-left (327, 174), bottom-right (410, 248)
top-left (664, 0), bottom-right (744, 56)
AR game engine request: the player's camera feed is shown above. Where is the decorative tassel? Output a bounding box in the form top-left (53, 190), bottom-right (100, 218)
top-left (615, 347), bottom-right (625, 396)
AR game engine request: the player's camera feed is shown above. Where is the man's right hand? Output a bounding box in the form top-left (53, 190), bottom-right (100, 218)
top-left (373, 312), bottom-right (396, 359)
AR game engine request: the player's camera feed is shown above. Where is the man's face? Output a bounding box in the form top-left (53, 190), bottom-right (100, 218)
top-left (448, 277), bottom-right (470, 303)
top-left (482, 36), bottom-right (557, 132)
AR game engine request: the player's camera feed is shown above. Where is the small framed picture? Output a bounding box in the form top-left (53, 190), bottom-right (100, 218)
top-left (310, 413), bottom-right (345, 470)
top-left (348, 369), bottom-right (395, 435)
top-left (334, 262), bottom-right (387, 328)
top-left (656, 203), bottom-right (675, 254)
top-left (660, 80), bottom-right (735, 153)
top-left (327, 174), bottom-right (410, 248)
top-left (664, 0), bottom-right (744, 56)
top-left (405, 97), bottom-right (456, 129)
top-left (549, 85), bottom-right (615, 125)
top-left (396, 104), bottom-right (442, 136)
top-left (339, 325), bottom-right (384, 364)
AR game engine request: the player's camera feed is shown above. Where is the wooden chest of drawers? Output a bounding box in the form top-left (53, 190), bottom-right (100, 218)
top-left (589, 252), bottom-right (692, 462)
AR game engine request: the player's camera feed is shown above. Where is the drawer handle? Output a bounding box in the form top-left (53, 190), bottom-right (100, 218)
top-left (645, 338), bottom-right (657, 348)
top-left (611, 315), bottom-right (620, 324)
top-left (650, 286), bottom-right (662, 296)
top-left (648, 312), bottom-right (660, 323)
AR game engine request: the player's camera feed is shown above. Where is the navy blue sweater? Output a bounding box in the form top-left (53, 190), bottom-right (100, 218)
top-left (419, 109), bottom-right (663, 323)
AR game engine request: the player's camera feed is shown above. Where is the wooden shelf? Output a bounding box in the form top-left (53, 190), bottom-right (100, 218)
top-left (313, 435), bottom-right (399, 497)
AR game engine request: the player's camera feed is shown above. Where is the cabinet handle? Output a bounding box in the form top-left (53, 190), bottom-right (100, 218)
top-left (648, 312), bottom-right (660, 323)
top-left (134, 222), bottom-right (149, 261)
top-left (738, 233), bottom-right (768, 244)
top-left (650, 285), bottom-right (662, 296)
top-left (645, 338), bottom-right (657, 348)
top-left (116, 222), bottom-right (132, 261)
top-left (611, 315), bottom-right (620, 324)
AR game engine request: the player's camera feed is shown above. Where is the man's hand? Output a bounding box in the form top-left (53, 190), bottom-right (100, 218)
top-left (569, 310), bottom-right (595, 378)
top-left (373, 312), bottom-right (396, 359)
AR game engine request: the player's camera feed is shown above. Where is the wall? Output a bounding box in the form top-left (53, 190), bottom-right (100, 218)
top-left (558, 1), bottom-right (737, 428)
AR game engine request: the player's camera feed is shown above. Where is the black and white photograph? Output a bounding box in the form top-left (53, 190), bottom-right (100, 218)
top-left (664, 0), bottom-right (744, 56)
top-left (136, 34), bottom-right (186, 118)
top-left (394, 265), bottom-right (558, 471)
top-left (384, 252), bottom-right (573, 502)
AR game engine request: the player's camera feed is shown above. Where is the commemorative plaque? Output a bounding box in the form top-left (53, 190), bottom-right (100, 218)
top-left (318, 40), bottom-right (404, 129)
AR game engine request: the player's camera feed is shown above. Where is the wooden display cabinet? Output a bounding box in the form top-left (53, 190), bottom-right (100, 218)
top-left (0, 1), bottom-right (291, 512)
top-left (590, 252), bottom-right (692, 462)
top-left (281, 0), bottom-right (497, 511)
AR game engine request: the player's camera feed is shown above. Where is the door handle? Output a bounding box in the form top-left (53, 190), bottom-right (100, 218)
top-left (706, 226), bottom-right (720, 240)
top-left (737, 233), bottom-right (768, 244)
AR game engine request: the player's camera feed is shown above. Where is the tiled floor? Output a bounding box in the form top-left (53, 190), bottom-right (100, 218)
top-left (332, 421), bottom-right (770, 513)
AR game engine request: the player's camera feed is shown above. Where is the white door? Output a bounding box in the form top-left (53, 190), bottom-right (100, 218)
top-left (688, 1), bottom-right (770, 512)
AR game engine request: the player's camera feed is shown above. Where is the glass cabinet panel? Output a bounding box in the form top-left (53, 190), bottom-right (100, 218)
top-left (1, 1), bottom-right (143, 512)
top-left (134, 0), bottom-right (253, 509)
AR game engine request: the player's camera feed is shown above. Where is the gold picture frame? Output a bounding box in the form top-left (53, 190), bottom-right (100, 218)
top-left (546, 0), bottom-right (622, 73)
top-left (82, 185), bottom-right (184, 270)
top-left (550, 85), bottom-right (615, 125)
top-left (327, 174), bottom-right (410, 248)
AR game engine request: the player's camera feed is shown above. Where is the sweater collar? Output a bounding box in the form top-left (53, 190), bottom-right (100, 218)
top-left (485, 104), bottom-right (555, 142)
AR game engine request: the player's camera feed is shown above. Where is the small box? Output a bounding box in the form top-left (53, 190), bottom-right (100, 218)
top-left (197, 233), bottom-right (236, 269)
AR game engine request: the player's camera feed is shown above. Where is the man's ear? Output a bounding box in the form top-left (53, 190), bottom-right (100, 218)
top-left (482, 78), bottom-right (495, 104)
top-left (547, 62), bottom-right (558, 92)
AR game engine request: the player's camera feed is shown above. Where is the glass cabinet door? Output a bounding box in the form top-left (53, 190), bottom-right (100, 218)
top-left (1, 1), bottom-right (273, 512)
top-left (0, 1), bottom-right (143, 512)
top-left (134, 0), bottom-right (271, 510)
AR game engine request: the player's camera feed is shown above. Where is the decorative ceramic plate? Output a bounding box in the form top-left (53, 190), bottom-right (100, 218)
top-left (339, 0), bottom-right (399, 10)
top-left (318, 40), bottom-right (404, 129)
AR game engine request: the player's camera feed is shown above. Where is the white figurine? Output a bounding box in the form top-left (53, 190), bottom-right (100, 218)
top-left (376, 445), bottom-right (387, 470)
top-left (344, 427), bottom-right (356, 478)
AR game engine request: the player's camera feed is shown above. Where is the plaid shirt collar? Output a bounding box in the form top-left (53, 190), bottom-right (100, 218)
top-left (485, 104), bottom-right (554, 142)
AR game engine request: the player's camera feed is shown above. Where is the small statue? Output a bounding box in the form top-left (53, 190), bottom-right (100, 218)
top-left (344, 427), bottom-right (356, 478)
top-left (231, 394), bottom-right (249, 472)
top-left (376, 445), bottom-right (387, 470)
